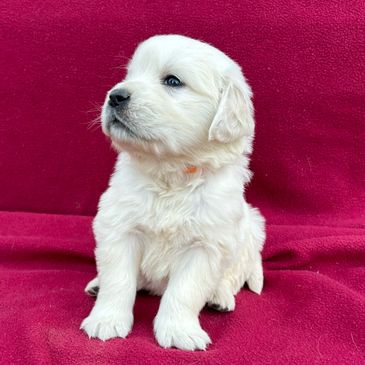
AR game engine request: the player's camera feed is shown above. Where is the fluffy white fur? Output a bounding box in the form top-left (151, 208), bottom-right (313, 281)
top-left (80, 35), bottom-right (265, 351)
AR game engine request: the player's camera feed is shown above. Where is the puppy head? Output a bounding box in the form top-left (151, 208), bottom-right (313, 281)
top-left (101, 35), bottom-right (254, 158)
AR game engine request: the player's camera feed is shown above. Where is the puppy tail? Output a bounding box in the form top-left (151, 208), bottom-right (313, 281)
top-left (242, 204), bottom-right (265, 295)
top-left (247, 257), bottom-right (264, 295)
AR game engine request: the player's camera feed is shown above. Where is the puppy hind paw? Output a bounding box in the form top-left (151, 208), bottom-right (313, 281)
top-left (206, 302), bottom-right (231, 312)
top-left (208, 286), bottom-right (235, 312)
top-left (86, 286), bottom-right (99, 297)
top-left (84, 277), bottom-right (100, 297)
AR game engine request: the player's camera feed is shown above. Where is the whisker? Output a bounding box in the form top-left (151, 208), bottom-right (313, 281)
top-left (85, 116), bottom-right (101, 131)
top-left (84, 103), bottom-right (102, 114)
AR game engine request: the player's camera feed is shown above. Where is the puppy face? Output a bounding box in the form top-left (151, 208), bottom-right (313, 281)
top-left (101, 35), bottom-right (254, 157)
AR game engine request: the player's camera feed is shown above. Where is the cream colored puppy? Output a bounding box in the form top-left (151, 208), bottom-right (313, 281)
top-left (81, 35), bottom-right (265, 351)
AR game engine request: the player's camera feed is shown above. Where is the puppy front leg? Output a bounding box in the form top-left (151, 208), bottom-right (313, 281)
top-left (154, 246), bottom-right (220, 351)
top-left (81, 234), bottom-right (141, 341)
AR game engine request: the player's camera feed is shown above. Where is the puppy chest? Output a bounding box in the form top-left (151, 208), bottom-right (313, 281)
top-left (137, 194), bottom-right (204, 280)
top-left (139, 232), bottom-right (186, 282)
top-left (138, 192), bottom-right (203, 234)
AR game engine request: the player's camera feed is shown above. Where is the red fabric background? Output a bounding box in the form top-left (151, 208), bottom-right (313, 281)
top-left (1, 1), bottom-right (364, 364)
top-left (1, 0), bottom-right (364, 225)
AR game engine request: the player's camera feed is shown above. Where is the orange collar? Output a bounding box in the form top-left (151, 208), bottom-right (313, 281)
top-left (184, 165), bottom-right (198, 174)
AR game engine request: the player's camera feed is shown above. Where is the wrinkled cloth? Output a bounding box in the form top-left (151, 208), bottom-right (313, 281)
top-left (0, 212), bottom-right (364, 364)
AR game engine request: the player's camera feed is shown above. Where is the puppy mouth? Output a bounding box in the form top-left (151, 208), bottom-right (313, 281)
top-left (108, 114), bottom-right (139, 138)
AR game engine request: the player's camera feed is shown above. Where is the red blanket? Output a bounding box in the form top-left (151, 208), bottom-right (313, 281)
top-left (1, 212), bottom-right (364, 364)
top-left (1, 0), bottom-right (364, 364)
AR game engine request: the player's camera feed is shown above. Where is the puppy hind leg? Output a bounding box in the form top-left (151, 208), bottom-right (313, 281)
top-left (207, 278), bottom-right (235, 312)
top-left (207, 251), bottom-right (263, 314)
top-left (207, 205), bottom-right (265, 311)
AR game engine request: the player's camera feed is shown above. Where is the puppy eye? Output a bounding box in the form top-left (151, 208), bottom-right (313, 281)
top-left (163, 75), bottom-right (183, 87)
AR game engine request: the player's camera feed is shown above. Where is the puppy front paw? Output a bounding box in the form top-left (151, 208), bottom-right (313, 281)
top-left (154, 315), bottom-right (211, 351)
top-left (80, 310), bottom-right (133, 341)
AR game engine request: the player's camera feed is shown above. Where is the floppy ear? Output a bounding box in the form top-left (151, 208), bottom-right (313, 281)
top-left (208, 69), bottom-right (254, 143)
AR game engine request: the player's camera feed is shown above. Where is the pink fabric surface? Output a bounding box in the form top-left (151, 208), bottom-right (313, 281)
top-left (0, 212), bottom-right (364, 364)
top-left (1, 1), bottom-right (365, 364)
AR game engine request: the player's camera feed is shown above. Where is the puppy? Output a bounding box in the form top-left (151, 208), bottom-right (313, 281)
top-left (81, 34), bottom-right (265, 351)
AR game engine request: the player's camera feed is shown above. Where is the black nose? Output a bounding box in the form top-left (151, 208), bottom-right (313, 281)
top-left (108, 88), bottom-right (130, 108)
